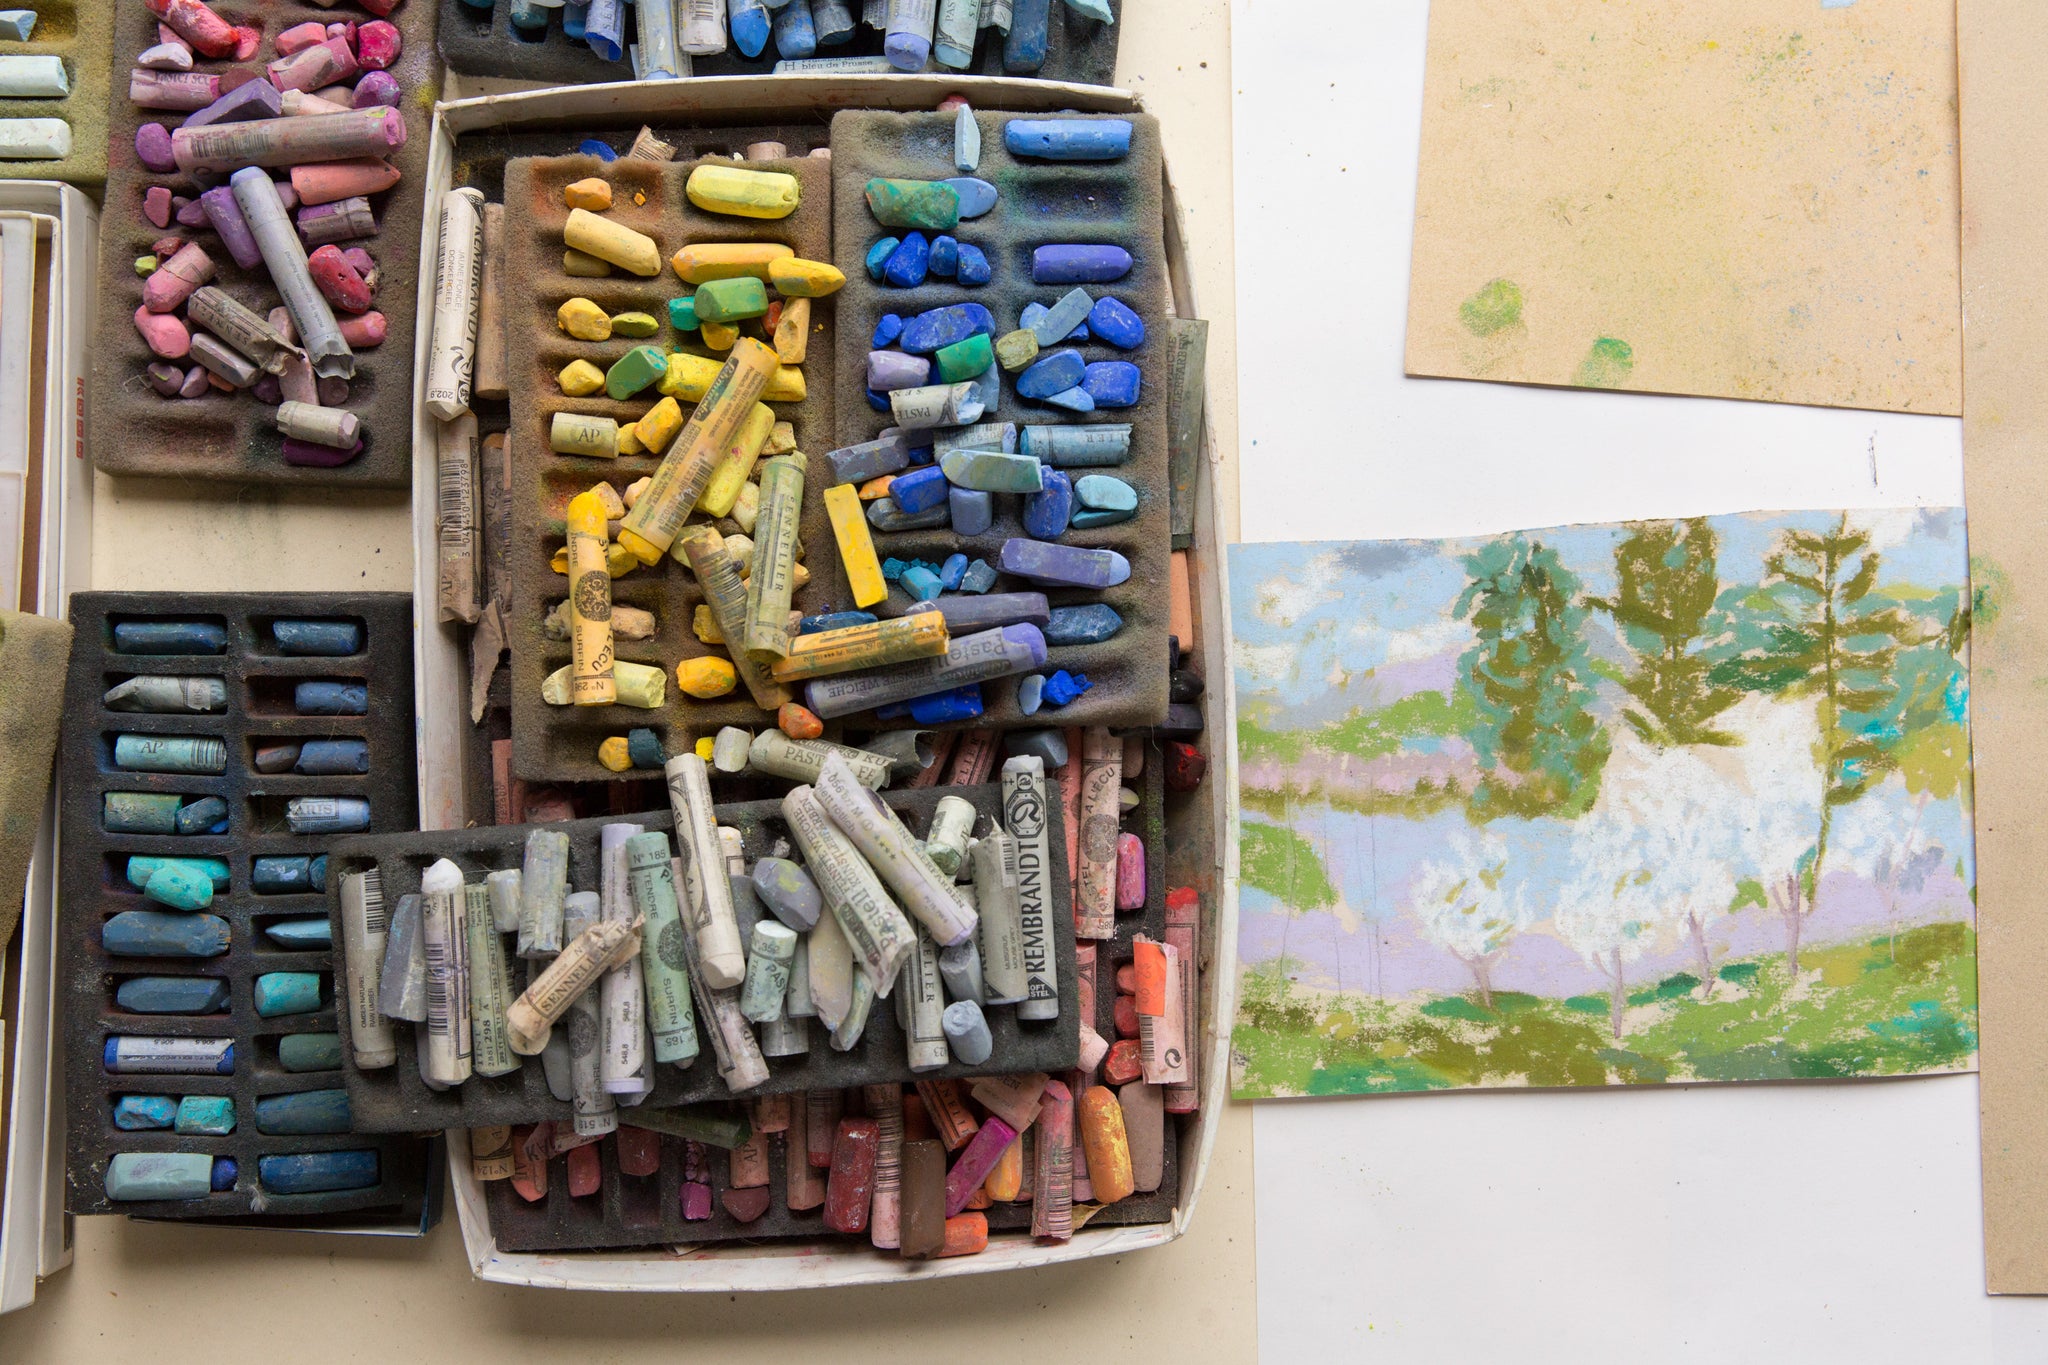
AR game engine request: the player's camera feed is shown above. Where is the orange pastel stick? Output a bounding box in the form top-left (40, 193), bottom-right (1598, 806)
top-left (1133, 939), bottom-right (1168, 1016)
top-left (935, 1212), bottom-right (989, 1258)
top-left (1078, 1085), bottom-right (1134, 1205)
top-left (916, 1078), bottom-right (979, 1151)
top-left (983, 1132), bottom-right (1024, 1202)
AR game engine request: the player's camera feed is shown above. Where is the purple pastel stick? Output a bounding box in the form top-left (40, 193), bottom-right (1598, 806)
top-left (199, 187), bottom-right (263, 269)
top-left (944, 1116), bottom-right (1017, 1216)
top-left (183, 77), bottom-right (282, 130)
top-left (282, 436), bottom-right (364, 467)
top-left (175, 197), bottom-right (208, 228)
top-left (803, 624), bottom-right (1048, 720)
top-left (1032, 244), bottom-right (1133, 285)
top-left (352, 70), bottom-right (401, 109)
top-left (135, 123), bottom-right (176, 173)
top-left (296, 197), bottom-right (377, 246)
top-left (998, 538), bottom-right (1131, 588)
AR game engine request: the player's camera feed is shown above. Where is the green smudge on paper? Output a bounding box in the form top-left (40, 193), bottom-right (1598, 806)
top-left (1459, 278), bottom-right (1525, 336)
top-left (1574, 337), bottom-right (1635, 387)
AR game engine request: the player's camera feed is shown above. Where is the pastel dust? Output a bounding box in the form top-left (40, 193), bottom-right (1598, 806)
top-left (1573, 336), bottom-right (1635, 388)
top-left (1458, 278), bottom-right (1525, 337)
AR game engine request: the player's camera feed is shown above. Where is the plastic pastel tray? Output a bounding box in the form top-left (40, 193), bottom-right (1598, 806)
top-left (828, 107), bottom-right (1171, 731)
top-left (324, 785), bottom-right (1080, 1131)
top-left (60, 592), bottom-right (432, 1221)
top-left (0, 0), bottom-right (113, 186)
top-left (89, 0), bottom-right (442, 487)
top-left (435, 0), bottom-right (1120, 87)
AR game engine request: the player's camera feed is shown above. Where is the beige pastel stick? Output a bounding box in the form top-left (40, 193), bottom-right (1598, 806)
top-left (473, 201), bottom-right (509, 401)
top-left (813, 754), bottom-right (976, 946)
top-left (669, 856), bottom-right (771, 1093)
top-left (676, 527), bottom-right (790, 711)
top-left (436, 412), bottom-right (481, 625)
top-left (663, 754), bottom-right (746, 987)
top-left (782, 785), bottom-right (917, 991)
top-left (424, 186), bottom-right (484, 420)
top-left (1075, 727), bottom-right (1122, 940)
top-left (506, 916), bottom-right (643, 1054)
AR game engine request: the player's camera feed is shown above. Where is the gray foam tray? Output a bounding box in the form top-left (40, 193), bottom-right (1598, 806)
top-left (0, 0), bottom-right (113, 186)
top-left (60, 592), bottom-right (433, 1222)
top-left (90, 0), bottom-right (443, 487)
top-left (829, 107), bottom-right (1170, 732)
top-left (325, 783), bottom-right (1079, 1132)
top-left (435, 0), bottom-right (1120, 87)
top-left (504, 148), bottom-right (842, 784)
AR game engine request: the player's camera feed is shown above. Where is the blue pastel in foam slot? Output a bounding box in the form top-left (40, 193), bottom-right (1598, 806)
top-left (258, 1150), bottom-right (380, 1195)
top-left (268, 618), bottom-right (363, 656)
top-left (103, 1035), bottom-right (235, 1074)
top-left (113, 1095), bottom-right (178, 1130)
top-left (115, 975), bottom-right (230, 1014)
top-left (255, 1089), bottom-right (353, 1135)
top-left (103, 911), bottom-right (231, 959)
top-left (294, 680), bottom-right (367, 715)
top-left (110, 619), bottom-right (227, 655)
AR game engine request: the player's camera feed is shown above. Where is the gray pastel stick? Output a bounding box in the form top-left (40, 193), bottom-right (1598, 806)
top-left (942, 999), bottom-right (993, 1065)
top-left (102, 675), bottom-right (227, 713)
top-left (939, 929), bottom-right (984, 1006)
top-left (424, 187), bottom-right (485, 421)
top-left (904, 928), bottom-right (948, 1072)
top-left (739, 921), bottom-right (798, 1023)
top-left (376, 892), bottom-right (425, 1022)
top-left (229, 166), bottom-right (353, 379)
top-left (562, 891), bottom-right (617, 1137)
top-left (341, 868), bottom-right (397, 1067)
top-left (517, 828), bottom-right (570, 959)
top-left (599, 825), bottom-right (649, 1096)
top-left (486, 867), bottom-right (522, 934)
top-left (466, 882), bottom-right (518, 1078)
top-left (747, 730), bottom-right (894, 788)
top-left (970, 832), bottom-right (1027, 1004)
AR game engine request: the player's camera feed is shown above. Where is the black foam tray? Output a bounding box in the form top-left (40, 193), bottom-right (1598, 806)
top-left (436, 0), bottom-right (1120, 88)
top-left (59, 591), bottom-right (433, 1222)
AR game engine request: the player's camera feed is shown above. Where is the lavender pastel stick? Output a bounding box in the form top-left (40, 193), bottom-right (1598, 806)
top-left (803, 624), bottom-right (1047, 720)
top-left (230, 167), bottom-right (353, 379)
top-left (198, 186), bottom-right (263, 269)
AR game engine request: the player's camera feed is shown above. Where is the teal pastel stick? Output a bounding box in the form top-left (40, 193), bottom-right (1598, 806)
top-left (126, 856), bottom-right (229, 890)
top-left (113, 1096), bottom-right (177, 1129)
top-left (263, 918), bottom-right (332, 949)
top-left (257, 1150), bottom-right (379, 1194)
top-left (103, 910), bottom-right (230, 958)
top-left (174, 1096), bottom-right (236, 1135)
top-left (278, 1033), bottom-right (342, 1072)
top-left (112, 734), bottom-right (228, 774)
top-left (105, 1153), bottom-right (236, 1201)
top-left (103, 792), bottom-right (182, 834)
top-left (254, 1089), bottom-right (352, 1135)
top-left (254, 971), bottom-right (323, 1018)
top-left (141, 862), bottom-right (215, 911)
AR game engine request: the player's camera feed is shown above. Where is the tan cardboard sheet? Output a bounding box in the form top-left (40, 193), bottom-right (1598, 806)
top-left (1406, 0), bottom-right (1961, 415)
top-left (1959, 0), bottom-right (2048, 1297)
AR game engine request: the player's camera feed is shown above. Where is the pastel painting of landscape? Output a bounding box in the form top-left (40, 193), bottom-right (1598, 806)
top-left (1229, 511), bottom-right (1979, 1099)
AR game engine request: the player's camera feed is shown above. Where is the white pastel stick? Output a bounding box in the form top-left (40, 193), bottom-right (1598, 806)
top-left (424, 187), bottom-right (484, 421)
top-left (420, 859), bottom-right (474, 1087)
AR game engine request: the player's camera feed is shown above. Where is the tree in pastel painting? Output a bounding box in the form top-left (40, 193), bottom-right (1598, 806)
top-left (1717, 516), bottom-right (1923, 974)
top-left (1409, 831), bottom-right (1531, 1009)
top-left (1454, 537), bottom-right (1611, 821)
top-left (1591, 518), bottom-right (1744, 747)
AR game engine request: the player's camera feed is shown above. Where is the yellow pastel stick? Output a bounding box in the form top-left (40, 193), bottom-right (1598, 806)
top-left (564, 208), bottom-right (660, 276)
top-left (823, 483), bottom-right (886, 609)
top-left (565, 491), bottom-right (617, 707)
top-left (698, 402), bottom-right (776, 519)
top-left (670, 242), bottom-right (795, 284)
top-left (686, 164), bottom-right (801, 220)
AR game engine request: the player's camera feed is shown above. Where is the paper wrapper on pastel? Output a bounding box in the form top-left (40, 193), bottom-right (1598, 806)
top-left (0, 610), bottom-right (71, 946)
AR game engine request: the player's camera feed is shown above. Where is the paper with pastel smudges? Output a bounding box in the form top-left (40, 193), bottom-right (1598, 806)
top-left (1403, 0), bottom-right (1960, 415)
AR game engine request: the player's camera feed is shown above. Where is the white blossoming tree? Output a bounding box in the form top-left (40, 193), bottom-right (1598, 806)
top-left (1409, 831), bottom-right (1532, 1009)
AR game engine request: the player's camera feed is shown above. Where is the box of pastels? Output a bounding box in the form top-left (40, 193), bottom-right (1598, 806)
top-left (435, 0), bottom-right (1120, 90)
top-left (0, 1), bottom-right (113, 185)
top-left (406, 75), bottom-right (1235, 1287)
top-left (58, 592), bottom-right (438, 1224)
top-left (89, 0), bottom-right (442, 487)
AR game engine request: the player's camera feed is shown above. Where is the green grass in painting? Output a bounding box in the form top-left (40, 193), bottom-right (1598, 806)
top-left (1233, 922), bottom-right (1977, 1097)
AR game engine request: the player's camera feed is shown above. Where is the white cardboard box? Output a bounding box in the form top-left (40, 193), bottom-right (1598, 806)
top-left (0, 178), bottom-right (95, 1316)
top-left (408, 75), bottom-right (1237, 1290)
